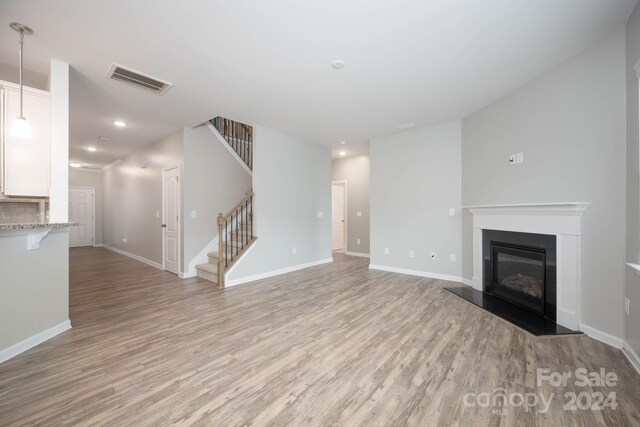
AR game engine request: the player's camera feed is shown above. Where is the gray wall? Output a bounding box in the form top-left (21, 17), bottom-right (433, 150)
top-left (625, 4), bottom-right (640, 355)
top-left (461, 29), bottom-right (627, 339)
top-left (228, 126), bottom-right (332, 282)
top-left (182, 125), bottom-right (252, 269)
top-left (331, 155), bottom-right (370, 255)
top-left (0, 230), bottom-right (69, 352)
top-left (102, 130), bottom-right (184, 266)
top-left (69, 168), bottom-right (103, 245)
top-left (370, 121), bottom-right (462, 278)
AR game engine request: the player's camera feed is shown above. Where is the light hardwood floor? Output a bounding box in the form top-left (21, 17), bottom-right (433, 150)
top-left (0, 248), bottom-right (639, 426)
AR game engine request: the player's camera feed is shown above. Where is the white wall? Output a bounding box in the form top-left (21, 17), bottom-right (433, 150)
top-left (331, 155), bottom-right (370, 255)
top-left (69, 168), bottom-right (103, 245)
top-left (102, 130), bottom-right (183, 267)
top-left (461, 29), bottom-right (627, 340)
top-left (182, 125), bottom-right (252, 274)
top-left (370, 121), bottom-right (462, 279)
top-left (625, 3), bottom-right (640, 358)
top-left (227, 126), bottom-right (332, 284)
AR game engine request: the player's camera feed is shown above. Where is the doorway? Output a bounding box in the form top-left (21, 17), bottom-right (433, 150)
top-left (332, 181), bottom-right (346, 252)
top-left (162, 166), bottom-right (181, 274)
top-left (69, 187), bottom-right (95, 247)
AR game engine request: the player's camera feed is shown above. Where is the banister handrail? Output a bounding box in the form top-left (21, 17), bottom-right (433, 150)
top-left (216, 188), bottom-right (255, 289)
top-left (220, 189), bottom-right (253, 220)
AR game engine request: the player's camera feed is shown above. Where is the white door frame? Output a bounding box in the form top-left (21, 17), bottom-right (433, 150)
top-left (332, 180), bottom-right (348, 252)
top-left (69, 186), bottom-right (96, 247)
top-left (162, 166), bottom-right (181, 274)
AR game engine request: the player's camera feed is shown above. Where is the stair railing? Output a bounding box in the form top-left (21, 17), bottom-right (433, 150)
top-left (211, 116), bottom-right (253, 170)
top-left (216, 189), bottom-right (255, 288)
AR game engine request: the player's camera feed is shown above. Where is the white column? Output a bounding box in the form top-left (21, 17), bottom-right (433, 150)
top-left (472, 226), bottom-right (483, 290)
top-left (48, 59), bottom-right (69, 222)
top-left (556, 234), bottom-right (581, 329)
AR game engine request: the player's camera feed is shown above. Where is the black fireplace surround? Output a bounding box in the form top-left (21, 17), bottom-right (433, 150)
top-left (483, 229), bottom-right (557, 321)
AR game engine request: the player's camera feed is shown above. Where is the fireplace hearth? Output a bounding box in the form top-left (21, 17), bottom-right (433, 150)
top-left (445, 228), bottom-right (579, 336)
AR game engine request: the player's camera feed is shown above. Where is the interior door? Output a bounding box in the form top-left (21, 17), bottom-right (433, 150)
top-left (69, 187), bottom-right (94, 247)
top-left (163, 167), bottom-right (180, 274)
top-left (332, 183), bottom-right (345, 251)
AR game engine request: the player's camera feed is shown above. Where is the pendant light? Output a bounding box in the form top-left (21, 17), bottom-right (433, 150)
top-left (10, 22), bottom-right (34, 139)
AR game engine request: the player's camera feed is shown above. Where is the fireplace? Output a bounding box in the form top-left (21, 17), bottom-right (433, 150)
top-left (483, 230), bottom-right (556, 320)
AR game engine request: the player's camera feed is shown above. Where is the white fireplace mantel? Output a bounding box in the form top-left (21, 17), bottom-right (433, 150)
top-left (464, 202), bottom-right (589, 330)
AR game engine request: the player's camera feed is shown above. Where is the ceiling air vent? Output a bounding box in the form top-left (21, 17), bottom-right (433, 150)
top-left (107, 64), bottom-right (173, 95)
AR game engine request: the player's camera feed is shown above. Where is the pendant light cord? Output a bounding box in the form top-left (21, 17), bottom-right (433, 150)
top-left (19, 30), bottom-right (24, 119)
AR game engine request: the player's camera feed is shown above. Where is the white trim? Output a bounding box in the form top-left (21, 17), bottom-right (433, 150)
top-left (102, 244), bottom-right (163, 269)
top-left (93, 243), bottom-right (104, 248)
top-left (623, 342), bottom-right (640, 375)
top-left (205, 123), bottom-right (253, 176)
top-left (225, 257), bottom-right (333, 287)
top-left (183, 235), bottom-right (219, 278)
top-left (634, 59), bottom-right (640, 79)
top-left (346, 251), bottom-right (370, 258)
top-left (626, 262), bottom-right (640, 276)
top-left (579, 323), bottom-right (624, 349)
top-left (332, 180), bottom-right (347, 252)
top-left (369, 264), bottom-right (463, 283)
top-left (69, 186), bottom-right (96, 248)
top-left (162, 166), bottom-right (181, 274)
top-left (460, 277), bottom-right (474, 287)
top-left (0, 320), bottom-right (71, 365)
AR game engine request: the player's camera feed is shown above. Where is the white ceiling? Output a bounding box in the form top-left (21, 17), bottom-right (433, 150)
top-left (0, 0), bottom-right (636, 167)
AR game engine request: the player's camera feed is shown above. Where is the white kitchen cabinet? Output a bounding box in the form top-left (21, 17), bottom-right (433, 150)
top-left (1, 80), bottom-right (51, 197)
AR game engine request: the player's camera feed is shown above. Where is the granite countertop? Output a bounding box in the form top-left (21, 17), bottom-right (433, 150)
top-left (0, 222), bottom-right (78, 231)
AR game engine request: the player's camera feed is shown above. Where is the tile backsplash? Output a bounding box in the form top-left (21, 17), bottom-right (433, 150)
top-left (0, 202), bottom-right (40, 224)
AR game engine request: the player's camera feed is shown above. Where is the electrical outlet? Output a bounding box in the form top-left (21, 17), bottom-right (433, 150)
top-left (449, 208), bottom-right (455, 217)
top-left (409, 250), bottom-right (414, 258)
top-left (191, 210), bottom-right (197, 219)
top-left (292, 247), bottom-right (297, 255)
top-left (449, 254), bottom-right (456, 262)
top-left (317, 211), bottom-right (324, 218)
top-left (431, 252), bottom-right (436, 259)
top-left (509, 154), bottom-right (516, 164)
top-left (357, 238), bottom-right (361, 245)
top-left (122, 238), bottom-right (127, 244)
top-left (625, 298), bottom-right (630, 316)
top-left (384, 247), bottom-right (389, 255)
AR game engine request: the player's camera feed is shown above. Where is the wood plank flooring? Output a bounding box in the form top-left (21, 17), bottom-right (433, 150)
top-left (0, 248), bottom-right (639, 426)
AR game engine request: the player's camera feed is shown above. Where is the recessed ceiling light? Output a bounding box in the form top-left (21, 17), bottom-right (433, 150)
top-left (340, 140), bottom-right (346, 145)
top-left (87, 147), bottom-right (97, 152)
top-left (339, 151), bottom-right (346, 157)
top-left (98, 136), bottom-right (112, 141)
top-left (331, 60), bottom-right (345, 70)
top-left (69, 162), bottom-right (82, 168)
top-left (397, 123), bottom-right (415, 130)
top-left (113, 120), bottom-right (127, 127)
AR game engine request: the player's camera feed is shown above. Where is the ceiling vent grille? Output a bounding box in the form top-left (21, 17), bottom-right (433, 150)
top-left (107, 64), bottom-right (173, 95)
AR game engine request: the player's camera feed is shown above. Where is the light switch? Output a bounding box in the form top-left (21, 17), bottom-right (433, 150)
top-left (384, 247), bottom-right (389, 255)
top-left (317, 211), bottom-right (324, 218)
top-left (357, 211), bottom-right (362, 217)
top-left (516, 152), bottom-right (524, 164)
top-left (409, 250), bottom-right (414, 258)
top-left (292, 247), bottom-right (297, 255)
top-left (191, 211), bottom-right (197, 219)
top-left (450, 254), bottom-right (456, 262)
top-left (449, 208), bottom-right (455, 217)
top-left (357, 238), bottom-right (361, 245)
top-left (155, 211), bottom-right (160, 218)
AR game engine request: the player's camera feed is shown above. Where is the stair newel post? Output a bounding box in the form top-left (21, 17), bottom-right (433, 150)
top-left (217, 213), bottom-right (225, 289)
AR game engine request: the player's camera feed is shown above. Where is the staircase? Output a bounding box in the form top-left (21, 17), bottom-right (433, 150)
top-left (211, 116), bottom-right (253, 170)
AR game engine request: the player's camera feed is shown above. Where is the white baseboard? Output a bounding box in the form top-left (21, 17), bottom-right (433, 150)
top-left (93, 243), bottom-right (104, 248)
top-left (368, 264), bottom-right (463, 284)
top-left (102, 245), bottom-right (163, 270)
top-left (345, 251), bottom-right (370, 258)
top-left (623, 342), bottom-right (640, 375)
top-left (579, 323), bottom-right (624, 349)
top-left (460, 277), bottom-right (474, 287)
top-left (225, 258), bottom-right (333, 288)
top-left (0, 320), bottom-right (71, 365)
